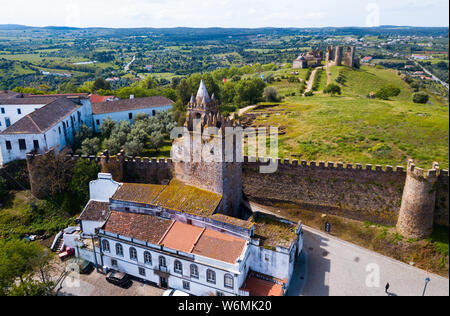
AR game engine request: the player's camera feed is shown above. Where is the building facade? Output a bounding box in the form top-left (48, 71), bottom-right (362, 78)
top-left (0, 96), bottom-right (92, 166)
top-left (92, 95), bottom-right (173, 132)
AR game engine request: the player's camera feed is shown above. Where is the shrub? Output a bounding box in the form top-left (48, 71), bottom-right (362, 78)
top-left (304, 91), bottom-right (314, 97)
top-left (374, 84), bottom-right (401, 100)
top-left (263, 87), bottom-right (280, 102)
top-left (323, 83), bottom-right (342, 96)
top-left (413, 92), bottom-right (430, 104)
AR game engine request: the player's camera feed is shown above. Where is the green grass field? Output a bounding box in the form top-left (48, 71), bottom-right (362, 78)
top-left (250, 65), bottom-right (449, 169)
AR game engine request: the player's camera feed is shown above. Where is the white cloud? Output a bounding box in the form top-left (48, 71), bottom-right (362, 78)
top-left (0, 0), bottom-right (447, 28)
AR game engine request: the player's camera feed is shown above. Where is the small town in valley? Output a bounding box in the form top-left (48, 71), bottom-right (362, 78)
top-left (0, 0), bottom-right (448, 302)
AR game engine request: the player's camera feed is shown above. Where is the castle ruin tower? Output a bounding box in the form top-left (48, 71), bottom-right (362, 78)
top-left (335, 46), bottom-right (343, 66)
top-left (396, 160), bottom-right (439, 239)
top-left (172, 80), bottom-right (243, 217)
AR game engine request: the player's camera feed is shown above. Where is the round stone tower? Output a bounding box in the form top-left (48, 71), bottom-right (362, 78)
top-left (396, 160), bottom-right (439, 239)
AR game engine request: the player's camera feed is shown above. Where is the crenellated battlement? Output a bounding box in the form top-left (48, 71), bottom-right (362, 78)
top-left (242, 156), bottom-right (411, 174)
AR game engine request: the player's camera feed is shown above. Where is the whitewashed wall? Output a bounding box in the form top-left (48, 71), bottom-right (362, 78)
top-left (92, 105), bottom-right (172, 132)
top-left (98, 234), bottom-right (246, 296)
top-left (0, 103), bottom-right (47, 131)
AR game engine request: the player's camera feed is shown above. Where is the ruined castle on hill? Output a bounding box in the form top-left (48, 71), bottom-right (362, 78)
top-left (24, 82), bottom-right (449, 240)
top-left (326, 45), bottom-right (360, 68)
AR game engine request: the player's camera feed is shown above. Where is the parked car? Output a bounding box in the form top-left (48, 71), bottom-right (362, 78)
top-left (71, 258), bottom-right (94, 274)
top-left (58, 247), bottom-right (74, 260)
top-left (163, 289), bottom-right (190, 296)
top-left (106, 271), bottom-right (132, 289)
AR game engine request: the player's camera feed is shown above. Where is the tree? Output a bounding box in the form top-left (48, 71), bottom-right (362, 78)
top-left (80, 138), bottom-right (101, 156)
top-left (0, 239), bottom-right (54, 296)
top-left (324, 83), bottom-right (342, 96)
top-left (263, 87), bottom-right (280, 102)
top-left (92, 78), bottom-right (111, 91)
top-left (413, 92), bottom-right (430, 104)
top-left (149, 131), bottom-right (165, 154)
top-left (69, 159), bottom-right (101, 209)
top-left (99, 117), bottom-right (116, 138)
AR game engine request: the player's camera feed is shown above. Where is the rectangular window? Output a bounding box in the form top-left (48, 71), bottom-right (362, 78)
top-left (129, 113), bottom-right (133, 120)
top-left (17, 109), bottom-right (21, 115)
top-left (183, 281), bottom-right (190, 291)
top-left (139, 267), bottom-right (146, 277)
top-left (96, 120), bottom-right (100, 125)
top-left (111, 259), bottom-right (118, 267)
top-left (5, 118), bottom-right (10, 127)
top-left (1, 107), bottom-right (4, 114)
top-left (217, 291), bottom-right (224, 296)
top-left (58, 127), bottom-right (61, 134)
top-left (33, 140), bottom-right (39, 150)
top-left (152, 110), bottom-right (156, 116)
top-left (18, 139), bottom-right (26, 150)
top-left (5, 141), bottom-right (12, 150)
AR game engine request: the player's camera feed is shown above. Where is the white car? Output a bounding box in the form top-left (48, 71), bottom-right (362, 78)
top-left (163, 289), bottom-right (190, 296)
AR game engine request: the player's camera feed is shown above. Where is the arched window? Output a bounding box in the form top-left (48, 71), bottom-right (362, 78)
top-left (116, 243), bottom-right (123, 257)
top-left (102, 240), bottom-right (110, 252)
top-left (159, 256), bottom-right (166, 268)
top-left (144, 251), bottom-right (152, 265)
top-left (206, 269), bottom-right (216, 284)
top-left (190, 264), bottom-right (199, 279)
top-left (129, 247), bottom-right (137, 261)
top-left (224, 274), bottom-right (234, 289)
top-left (174, 260), bottom-right (183, 274)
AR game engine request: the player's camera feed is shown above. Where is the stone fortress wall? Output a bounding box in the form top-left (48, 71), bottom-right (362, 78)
top-left (26, 149), bottom-right (449, 238)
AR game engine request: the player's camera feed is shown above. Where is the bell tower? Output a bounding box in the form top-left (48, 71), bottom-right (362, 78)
top-left (172, 80), bottom-right (243, 217)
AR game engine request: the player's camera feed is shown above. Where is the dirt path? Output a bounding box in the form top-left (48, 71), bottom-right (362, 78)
top-left (305, 69), bottom-right (318, 93)
top-left (326, 64), bottom-right (332, 85)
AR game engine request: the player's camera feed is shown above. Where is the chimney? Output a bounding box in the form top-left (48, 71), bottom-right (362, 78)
top-left (130, 94), bottom-right (135, 100)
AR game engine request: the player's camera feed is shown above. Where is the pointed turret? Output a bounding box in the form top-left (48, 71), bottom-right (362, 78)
top-left (196, 80), bottom-right (210, 104)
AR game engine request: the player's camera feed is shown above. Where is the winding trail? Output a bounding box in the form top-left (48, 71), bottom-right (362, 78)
top-left (305, 68), bottom-right (318, 93)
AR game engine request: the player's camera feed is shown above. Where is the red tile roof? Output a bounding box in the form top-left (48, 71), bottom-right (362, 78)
top-left (240, 276), bottom-right (284, 296)
top-left (159, 221), bottom-right (205, 253)
top-left (90, 94), bottom-right (115, 104)
top-left (102, 211), bottom-right (247, 264)
top-left (191, 229), bottom-right (247, 264)
top-left (104, 211), bottom-right (174, 244)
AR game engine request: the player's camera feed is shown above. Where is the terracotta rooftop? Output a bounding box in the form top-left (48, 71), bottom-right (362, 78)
top-left (112, 183), bottom-right (166, 205)
top-left (240, 274), bottom-right (284, 296)
top-left (154, 179), bottom-right (222, 216)
top-left (0, 98), bottom-right (81, 135)
top-left (104, 211), bottom-right (174, 245)
top-left (191, 228), bottom-right (247, 264)
top-left (91, 96), bottom-right (173, 115)
top-left (159, 221), bottom-right (205, 253)
top-left (90, 94), bottom-right (115, 104)
top-left (102, 211), bottom-right (247, 264)
top-left (78, 201), bottom-right (110, 222)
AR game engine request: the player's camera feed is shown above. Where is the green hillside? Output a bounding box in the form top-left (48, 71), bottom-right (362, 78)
top-left (250, 65), bottom-right (449, 169)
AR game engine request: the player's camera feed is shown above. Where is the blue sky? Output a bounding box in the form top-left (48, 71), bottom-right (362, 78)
top-left (1, 0), bottom-right (448, 28)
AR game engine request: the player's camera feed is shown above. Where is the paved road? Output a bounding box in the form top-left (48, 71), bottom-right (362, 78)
top-left (288, 226), bottom-right (449, 296)
top-left (410, 59), bottom-right (449, 90)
